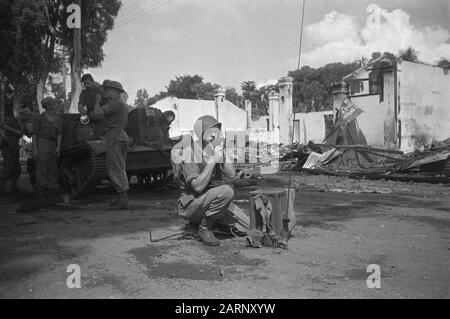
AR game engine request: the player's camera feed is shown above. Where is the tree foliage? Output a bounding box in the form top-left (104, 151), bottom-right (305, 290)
top-left (134, 88), bottom-right (149, 108)
top-left (164, 74), bottom-right (220, 100)
top-left (143, 74), bottom-right (225, 106)
top-left (224, 87), bottom-right (242, 108)
top-left (288, 62), bottom-right (360, 112)
top-left (398, 47), bottom-right (419, 62)
top-left (437, 59), bottom-right (450, 69)
top-left (140, 58), bottom-right (374, 117)
top-left (240, 81), bottom-right (278, 116)
top-left (0, 0), bottom-right (121, 113)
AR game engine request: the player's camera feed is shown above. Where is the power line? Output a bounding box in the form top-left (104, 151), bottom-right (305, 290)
top-left (120, 0), bottom-right (142, 15)
top-left (117, 0), bottom-right (160, 22)
top-left (116, 0), bottom-right (159, 23)
top-left (115, 0), bottom-right (169, 29)
top-left (297, 0), bottom-right (306, 70)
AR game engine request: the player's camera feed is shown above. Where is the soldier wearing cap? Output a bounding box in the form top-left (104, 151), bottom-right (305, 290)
top-left (78, 74), bottom-right (108, 114)
top-left (0, 109), bottom-right (25, 194)
top-left (91, 80), bottom-right (130, 209)
top-left (32, 97), bottom-right (62, 195)
top-left (171, 115), bottom-right (249, 246)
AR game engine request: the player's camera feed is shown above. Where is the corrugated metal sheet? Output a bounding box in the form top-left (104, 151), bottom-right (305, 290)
top-left (302, 149), bottom-right (337, 169)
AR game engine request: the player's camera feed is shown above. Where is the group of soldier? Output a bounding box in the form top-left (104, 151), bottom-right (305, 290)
top-left (0, 74), bottom-right (130, 210)
top-left (1, 74), bottom-right (249, 245)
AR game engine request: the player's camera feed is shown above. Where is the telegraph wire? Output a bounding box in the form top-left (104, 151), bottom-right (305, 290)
top-left (116, 0), bottom-right (162, 24)
top-left (115, 0), bottom-right (170, 30)
top-left (115, 0), bottom-right (169, 30)
top-left (117, 0), bottom-right (161, 22)
top-left (116, 0), bottom-right (161, 24)
top-left (120, 0), bottom-right (142, 15)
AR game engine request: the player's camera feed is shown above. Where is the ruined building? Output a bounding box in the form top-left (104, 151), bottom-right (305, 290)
top-left (344, 53), bottom-right (450, 153)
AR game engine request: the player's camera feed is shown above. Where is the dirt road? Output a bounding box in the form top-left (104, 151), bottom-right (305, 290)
top-left (0, 173), bottom-right (449, 298)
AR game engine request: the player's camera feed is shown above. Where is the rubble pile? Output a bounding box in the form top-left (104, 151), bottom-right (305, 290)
top-left (279, 97), bottom-right (450, 184)
top-left (281, 141), bottom-right (450, 184)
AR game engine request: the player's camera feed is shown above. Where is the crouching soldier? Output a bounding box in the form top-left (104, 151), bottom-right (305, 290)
top-left (171, 115), bottom-right (249, 246)
top-left (32, 97), bottom-right (62, 196)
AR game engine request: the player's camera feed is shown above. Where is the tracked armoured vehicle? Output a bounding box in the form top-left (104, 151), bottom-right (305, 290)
top-left (28, 107), bottom-right (175, 198)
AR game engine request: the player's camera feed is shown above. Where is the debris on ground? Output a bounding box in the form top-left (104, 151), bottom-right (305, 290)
top-left (279, 98), bottom-right (450, 184)
top-left (280, 125), bottom-right (450, 184)
top-left (282, 142), bottom-right (450, 184)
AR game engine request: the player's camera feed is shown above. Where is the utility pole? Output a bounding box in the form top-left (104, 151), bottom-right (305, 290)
top-left (70, 0), bottom-right (82, 113)
top-left (62, 55), bottom-right (68, 112)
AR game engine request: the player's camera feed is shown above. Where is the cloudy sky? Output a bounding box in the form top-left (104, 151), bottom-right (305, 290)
top-left (88, 0), bottom-right (450, 101)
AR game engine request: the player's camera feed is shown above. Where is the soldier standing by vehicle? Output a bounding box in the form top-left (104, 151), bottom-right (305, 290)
top-left (78, 74), bottom-right (106, 114)
top-left (32, 97), bottom-right (62, 196)
top-left (91, 80), bottom-right (130, 209)
top-left (171, 115), bottom-right (249, 246)
top-left (0, 111), bottom-right (24, 194)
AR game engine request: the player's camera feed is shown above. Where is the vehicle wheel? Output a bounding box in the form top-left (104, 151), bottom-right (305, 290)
top-left (137, 175), bottom-right (145, 185)
top-left (148, 170), bottom-right (170, 188)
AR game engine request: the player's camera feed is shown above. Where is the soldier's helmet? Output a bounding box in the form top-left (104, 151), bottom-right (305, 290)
top-left (193, 115), bottom-right (222, 140)
top-left (41, 97), bottom-right (57, 109)
top-left (103, 80), bottom-right (125, 94)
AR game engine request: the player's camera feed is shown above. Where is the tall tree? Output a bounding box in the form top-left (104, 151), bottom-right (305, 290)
top-left (0, 0), bottom-right (54, 114)
top-left (0, 0), bottom-right (121, 114)
top-left (288, 62), bottom-right (359, 112)
top-left (145, 75), bottom-right (244, 109)
top-left (437, 59), bottom-right (450, 69)
top-left (166, 74), bottom-right (220, 100)
top-left (240, 81), bottom-right (277, 116)
top-left (225, 87), bottom-right (242, 109)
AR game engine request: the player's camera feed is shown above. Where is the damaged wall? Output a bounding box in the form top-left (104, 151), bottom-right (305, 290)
top-left (251, 115), bottom-right (271, 130)
top-left (293, 111), bottom-right (333, 144)
top-left (398, 61), bottom-right (450, 153)
top-left (348, 70), bottom-right (396, 148)
top-left (151, 96), bottom-right (247, 137)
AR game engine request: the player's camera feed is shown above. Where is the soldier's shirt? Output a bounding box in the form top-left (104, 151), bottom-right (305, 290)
top-left (79, 82), bottom-right (107, 112)
top-left (172, 138), bottom-right (236, 205)
top-left (32, 113), bottom-right (62, 140)
top-left (102, 99), bottom-right (128, 129)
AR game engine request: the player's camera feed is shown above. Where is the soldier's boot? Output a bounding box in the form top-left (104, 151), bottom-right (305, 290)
top-left (111, 191), bottom-right (128, 210)
top-left (196, 218), bottom-right (220, 246)
top-left (197, 227), bottom-right (220, 246)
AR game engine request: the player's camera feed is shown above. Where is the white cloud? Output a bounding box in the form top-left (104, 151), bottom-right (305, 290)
top-left (301, 4), bottom-right (450, 68)
top-left (304, 11), bottom-right (361, 47)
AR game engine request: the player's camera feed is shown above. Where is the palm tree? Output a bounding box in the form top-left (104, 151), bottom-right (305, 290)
top-left (398, 47), bottom-right (419, 62)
